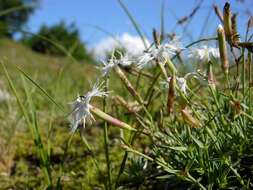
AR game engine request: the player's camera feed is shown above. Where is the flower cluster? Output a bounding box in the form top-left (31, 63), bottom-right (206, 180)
top-left (71, 36), bottom-right (220, 132)
top-left (137, 38), bottom-right (184, 68)
top-left (100, 54), bottom-right (134, 76)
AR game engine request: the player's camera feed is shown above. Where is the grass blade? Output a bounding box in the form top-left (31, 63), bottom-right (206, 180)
top-left (1, 61), bottom-right (52, 187)
top-left (0, 4), bottom-right (35, 17)
top-left (117, 0), bottom-right (148, 48)
top-left (160, 0), bottom-right (165, 41)
top-left (15, 66), bottom-right (65, 113)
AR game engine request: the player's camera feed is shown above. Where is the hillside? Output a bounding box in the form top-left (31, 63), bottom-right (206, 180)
top-left (0, 38), bottom-right (97, 82)
top-left (0, 39), bottom-right (108, 189)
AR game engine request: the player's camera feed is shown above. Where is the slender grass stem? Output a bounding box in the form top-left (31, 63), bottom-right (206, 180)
top-left (209, 85), bottom-right (226, 126)
top-left (80, 132), bottom-right (108, 190)
top-left (56, 133), bottom-right (74, 190)
top-left (248, 52), bottom-right (252, 113)
top-left (2, 62), bottom-right (52, 187)
top-left (241, 48), bottom-right (246, 126)
top-left (117, 0), bottom-right (148, 48)
top-left (114, 65), bottom-right (153, 122)
top-left (103, 77), bottom-right (112, 190)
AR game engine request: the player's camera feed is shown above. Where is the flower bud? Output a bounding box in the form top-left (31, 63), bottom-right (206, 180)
top-left (90, 105), bottom-right (137, 132)
top-left (181, 107), bottom-right (201, 128)
top-left (207, 61), bottom-right (216, 89)
top-left (223, 2), bottom-right (232, 42)
top-left (113, 95), bottom-right (141, 113)
top-left (217, 24), bottom-right (229, 75)
top-left (114, 65), bottom-right (144, 105)
top-left (167, 76), bottom-right (175, 114)
top-left (230, 100), bottom-right (241, 114)
top-left (152, 29), bottom-right (161, 46)
top-left (231, 13), bottom-right (240, 45)
top-left (213, 5), bottom-right (223, 23)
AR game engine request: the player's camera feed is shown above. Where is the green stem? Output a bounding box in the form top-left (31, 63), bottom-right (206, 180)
top-left (122, 144), bottom-right (178, 174)
top-left (2, 63), bottom-right (52, 187)
top-left (248, 52), bottom-right (252, 113)
top-left (33, 112), bottom-right (52, 187)
top-left (103, 78), bottom-right (112, 190)
top-left (114, 65), bottom-right (153, 122)
top-left (80, 133), bottom-right (107, 190)
top-left (209, 85), bottom-right (226, 126)
top-left (241, 111), bottom-right (253, 122)
top-left (56, 134), bottom-right (74, 189)
top-left (225, 73), bottom-right (232, 95)
top-left (241, 49), bottom-right (246, 126)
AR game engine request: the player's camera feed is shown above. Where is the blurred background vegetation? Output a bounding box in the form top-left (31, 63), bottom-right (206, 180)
top-left (0, 0), bottom-right (93, 62)
top-left (0, 0), bottom-right (38, 38)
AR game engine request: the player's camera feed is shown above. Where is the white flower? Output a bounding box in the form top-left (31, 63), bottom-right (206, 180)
top-left (161, 77), bottom-right (187, 94)
top-left (119, 54), bottom-right (133, 67)
top-left (70, 82), bottom-right (108, 132)
top-left (189, 45), bottom-right (220, 62)
top-left (101, 58), bottom-right (116, 77)
top-left (161, 73), bottom-right (198, 95)
top-left (176, 77), bottom-right (187, 94)
top-left (137, 38), bottom-right (183, 68)
top-left (100, 54), bottom-right (133, 76)
top-left (137, 51), bottom-right (154, 68)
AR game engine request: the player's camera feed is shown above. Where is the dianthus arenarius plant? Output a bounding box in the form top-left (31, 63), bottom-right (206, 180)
top-left (71, 2), bottom-right (253, 189)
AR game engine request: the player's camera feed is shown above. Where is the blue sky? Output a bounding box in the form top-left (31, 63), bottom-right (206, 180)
top-left (28, 0), bottom-right (253, 48)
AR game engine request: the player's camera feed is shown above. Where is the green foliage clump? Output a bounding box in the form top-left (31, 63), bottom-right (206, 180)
top-left (22, 21), bottom-right (93, 61)
top-left (0, 0), bottom-right (38, 38)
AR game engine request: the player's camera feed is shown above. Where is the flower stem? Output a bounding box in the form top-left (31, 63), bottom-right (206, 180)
top-left (114, 65), bottom-right (144, 105)
top-left (80, 132), bottom-right (107, 190)
top-left (102, 78), bottom-right (112, 190)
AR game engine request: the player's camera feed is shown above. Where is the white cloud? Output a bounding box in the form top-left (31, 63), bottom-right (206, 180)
top-left (92, 33), bottom-right (149, 60)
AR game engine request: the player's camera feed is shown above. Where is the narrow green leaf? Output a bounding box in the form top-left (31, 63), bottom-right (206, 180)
top-left (117, 0), bottom-right (148, 48)
top-left (169, 146), bottom-right (188, 151)
top-left (16, 66), bottom-right (65, 113)
top-left (0, 5), bottom-right (34, 17)
top-left (206, 126), bottom-right (217, 142)
top-left (1, 61), bottom-right (31, 126)
top-left (160, 0), bottom-right (165, 41)
top-left (191, 136), bottom-right (204, 149)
